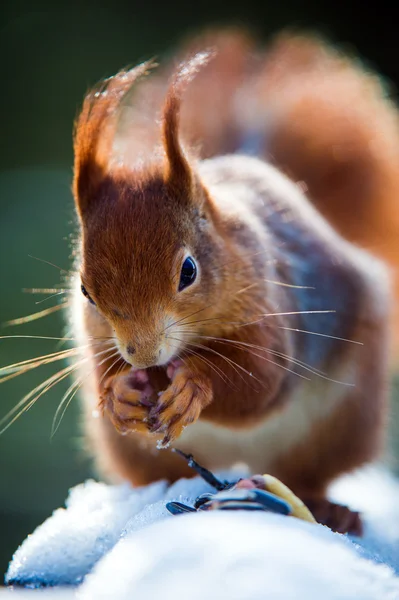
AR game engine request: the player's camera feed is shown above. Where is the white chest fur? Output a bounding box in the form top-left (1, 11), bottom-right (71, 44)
top-left (177, 361), bottom-right (354, 473)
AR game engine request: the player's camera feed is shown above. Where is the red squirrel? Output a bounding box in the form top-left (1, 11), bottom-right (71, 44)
top-left (70, 31), bottom-right (392, 535)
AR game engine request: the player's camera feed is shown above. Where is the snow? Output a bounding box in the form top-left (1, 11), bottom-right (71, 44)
top-left (80, 512), bottom-right (399, 600)
top-left (5, 479), bottom-right (167, 587)
top-left (330, 467), bottom-right (399, 573)
top-left (5, 467), bottom-right (399, 599)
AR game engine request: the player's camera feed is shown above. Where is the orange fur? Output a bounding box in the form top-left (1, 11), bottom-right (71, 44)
top-left (256, 34), bottom-right (399, 357)
top-left (70, 31), bottom-right (393, 534)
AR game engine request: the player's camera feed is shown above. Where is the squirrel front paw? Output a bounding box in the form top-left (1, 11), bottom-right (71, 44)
top-left (100, 369), bottom-right (153, 434)
top-left (149, 360), bottom-right (212, 446)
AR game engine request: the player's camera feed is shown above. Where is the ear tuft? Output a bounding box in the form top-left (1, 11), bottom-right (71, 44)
top-left (162, 50), bottom-right (215, 198)
top-left (73, 60), bottom-right (154, 216)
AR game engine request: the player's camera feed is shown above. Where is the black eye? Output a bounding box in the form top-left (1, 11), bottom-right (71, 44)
top-left (81, 284), bottom-right (96, 305)
top-left (179, 256), bottom-right (197, 291)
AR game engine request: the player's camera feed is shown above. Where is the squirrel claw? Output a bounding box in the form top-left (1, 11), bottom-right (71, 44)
top-left (149, 365), bottom-right (212, 444)
top-left (101, 372), bottom-right (154, 434)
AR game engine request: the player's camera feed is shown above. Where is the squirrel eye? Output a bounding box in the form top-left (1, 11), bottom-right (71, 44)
top-left (179, 256), bottom-right (197, 291)
top-left (81, 284), bottom-right (95, 305)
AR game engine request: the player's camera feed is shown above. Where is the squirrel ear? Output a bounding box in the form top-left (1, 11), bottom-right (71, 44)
top-left (73, 61), bottom-right (153, 218)
top-left (162, 50), bottom-right (214, 201)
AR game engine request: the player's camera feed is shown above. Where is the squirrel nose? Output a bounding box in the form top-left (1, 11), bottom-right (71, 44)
top-left (126, 344), bottom-right (136, 356)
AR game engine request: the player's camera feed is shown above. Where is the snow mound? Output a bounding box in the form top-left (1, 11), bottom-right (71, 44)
top-left (80, 511), bottom-right (399, 600)
top-left (5, 466), bottom-right (399, 599)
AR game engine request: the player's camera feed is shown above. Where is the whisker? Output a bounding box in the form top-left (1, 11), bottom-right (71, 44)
top-left (173, 316), bottom-right (240, 329)
top-left (35, 291), bottom-right (67, 305)
top-left (185, 340), bottom-right (263, 390)
top-left (235, 279), bottom-right (315, 293)
top-left (52, 386), bottom-right (81, 436)
top-left (28, 254), bottom-right (69, 273)
top-left (278, 326), bottom-right (363, 345)
top-left (165, 280), bottom-right (278, 332)
top-left (185, 349), bottom-right (237, 390)
top-left (0, 348), bottom-right (81, 383)
top-left (115, 359), bottom-right (126, 378)
top-left (0, 348), bottom-right (81, 375)
top-left (0, 360), bottom-right (86, 434)
top-left (51, 345), bottom-right (118, 437)
top-left (218, 248), bottom-right (274, 270)
top-left (51, 373), bottom-right (88, 437)
top-left (195, 337), bottom-right (310, 382)
top-left (23, 288), bottom-right (69, 295)
top-left (237, 310), bottom-right (336, 328)
top-left (0, 340), bottom-right (113, 380)
top-left (164, 304), bottom-right (214, 332)
top-left (263, 279), bottom-right (315, 290)
top-left (0, 335), bottom-right (114, 342)
top-left (267, 348), bottom-right (354, 386)
top-left (98, 352), bottom-right (125, 387)
top-left (0, 344), bottom-right (118, 435)
top-left (87, 336), bottom-right (117, 341)
top-left (4, 303), bottom-right (68, 327)
top-left (173, 309), bottom-right (336, 332)
top-left (0, 335), bottom-right (76, 341)
top-left (189, 334), bottom-right (352, 386)
top-left (222, 342), bottom-right (312, 381)
top-left (167, 336), bottom-right (234, 388)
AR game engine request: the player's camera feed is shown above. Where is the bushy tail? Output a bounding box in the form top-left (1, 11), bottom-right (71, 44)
top-left (176, 30), bottom-right (399, 258)
top-left (255, 33), bottom-right (399, 254)
top-left (252, 33), bottom-right (399, 356)
top-left (176, 30), bottom-right (399, 355)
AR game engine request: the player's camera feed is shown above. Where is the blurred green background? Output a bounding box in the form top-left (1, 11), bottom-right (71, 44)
top-left (1, 0), bottom-right (398, 579)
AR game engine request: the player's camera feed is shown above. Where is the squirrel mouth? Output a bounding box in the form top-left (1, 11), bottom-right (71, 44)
top-left (116, 337), bottom-right (183, 369)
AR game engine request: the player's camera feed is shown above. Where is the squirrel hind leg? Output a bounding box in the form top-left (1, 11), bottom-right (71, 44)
top-left (302, 497), bottom-right (363, 536)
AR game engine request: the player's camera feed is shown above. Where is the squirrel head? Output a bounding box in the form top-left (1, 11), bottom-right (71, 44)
top-left (73, 51), bottom-right (232, 369)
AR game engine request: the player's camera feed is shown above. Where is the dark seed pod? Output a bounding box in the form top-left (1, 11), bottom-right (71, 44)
top-left (166, 501), bottom-right (196, 515)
